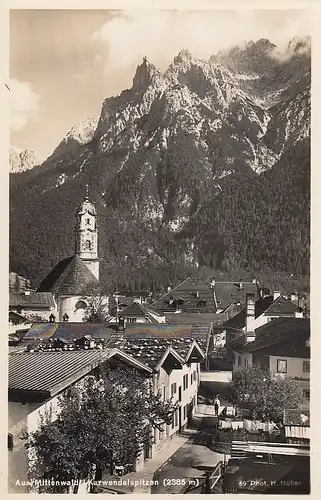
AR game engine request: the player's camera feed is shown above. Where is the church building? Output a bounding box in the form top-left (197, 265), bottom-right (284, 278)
top-left (37, 186), bottom-right (102, 322)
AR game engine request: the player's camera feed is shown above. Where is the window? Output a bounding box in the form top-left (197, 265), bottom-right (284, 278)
top-left (174, 410), bottom-right (178, 427)
top-left (84, 240), bottom-right (92, 251)
top-left (171, 383), bottom-right (177, 396)
top-left (238, 355), bottom-right (241, 366)
top-left (193, 370), bottom-right (196, 382)
top-left (86, 218), bottom-right (90, 225)
top-left (75, 300), bottom-right (87, 310)
top-left (303, 361), bottom-right (310, 372)
top-left (303, 389), bottom-right (310, 400)
top-left (183, 374), bottom-right (189, 391)
top-left (8, 433), bottom-right (13, 452)
top-left (191, 373), bottom-right (193, 385)
top-left (277, 359), bottom-right (287, 373)
top-left (127, 317), bottom-right (137, 323)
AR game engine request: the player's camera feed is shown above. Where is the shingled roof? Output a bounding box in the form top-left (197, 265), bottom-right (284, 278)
top-left (214, 281), bottom-right (260, 311)
top-left (37, 255), bottom-right (98, 295)
top-left (9, 291), bottom-right (55, 309)
top-left (264, 295), bottom-right (299, 315)
top-left (24, 322), bottom-right (118, 341)
top-left (152, 277), bottom-right (260, 313)
top-left (223, 296), bottom-right (274, 330)
top-left (152, 277), bottom-right (216, 312)
top-left (226, 317), bottom-right (310, 354)
top-left (120, 302), bottom-right (164, 323)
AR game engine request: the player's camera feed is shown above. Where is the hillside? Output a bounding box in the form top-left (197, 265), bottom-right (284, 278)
top-left (9, 38), bottom-right (310, 293)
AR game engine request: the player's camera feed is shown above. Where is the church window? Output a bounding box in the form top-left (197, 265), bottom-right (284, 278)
top-left (75, 300), bottom-right (87, 310)
top-left (84, 240), bottom-right (92, 251)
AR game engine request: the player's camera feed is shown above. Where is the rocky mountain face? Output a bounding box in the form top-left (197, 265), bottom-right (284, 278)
top-left (9, 37), bottom-right (310, 291)
top-left (9, 147), bottom-right (40, 173)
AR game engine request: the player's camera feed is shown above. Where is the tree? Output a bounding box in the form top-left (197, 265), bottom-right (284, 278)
top-left (26, 364), bottom-right (178, 493)
top-left (229, 364), bottom-right (303, 422)
top-left (26, 313), bottom-right (47, 323)
top-left (81, 285), bottom-right (111, 323)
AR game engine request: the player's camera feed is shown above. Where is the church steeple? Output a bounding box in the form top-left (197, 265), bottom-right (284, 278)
top-left (75, 185), bottom-right (99, 280)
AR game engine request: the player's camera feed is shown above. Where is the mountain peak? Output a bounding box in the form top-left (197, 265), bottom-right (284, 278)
top-left (288, 36), bottom-right (311, 55)
top-left (173, 49), bottom-right (193, 65)
top-left (10, 147), bottom-right (39, 173)
top-left (132, 57), bottom-right (161, 90)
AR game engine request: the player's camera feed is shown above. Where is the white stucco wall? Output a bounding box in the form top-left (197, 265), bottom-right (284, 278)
top-left (8, 396), bottom-right (61, 494)
top-left (232, 351), bottom-right (253, 371)
top-left (200, 371), bottom-right (232, 383)
top-left (269, 356), bottom-right (310, 380)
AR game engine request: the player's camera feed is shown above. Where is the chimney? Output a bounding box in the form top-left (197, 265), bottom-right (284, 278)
top-left (167, 286), bottom-right (171, 293)
top-left (24, 290), bottom-right (31, 296)
top-left (239, 279), bottom-right (243, 290)
top-left (196, 289), bottom-right (200, 298)
top-left (245, 293), bottom-right (256, 341)
top-left (295, 309), bottom-right (304, 318)
top-left (210, 277), bottom-right (216, 288)
top-left (118, 316), bottom-right (125, 332)
top-left (290, 292), bottom-right (299, 304)
top-left (273, 291), bottom-right (281, 301)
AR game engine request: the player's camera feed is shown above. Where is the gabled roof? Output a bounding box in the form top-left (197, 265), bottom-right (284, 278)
top-left (152, 277), bottom-right (217, 312)
top-left (9, 291), bottom-right (55, 308)
top-left (223, 296), bottom-right (274, 330)
top-left (226, 317), bottom-right (310, 354)
top-left (9, 311), bottom-right (28, 321)
top-left (284, 409), bottom-right (310, 427)
top-left (9, 349), bottom-right (110, 400)
top-left (152, 277), bottom-right (260, 313)
top-left (263, 295), bottom-right (299, 315)
top-left (120, 302), bottom-right (163, 322)
top-left (9, 348), bottom-right (152, 402)
top-left (37, 255), bottom-right (98, 296)
top-left (213, 281), bottom-right (260, 310)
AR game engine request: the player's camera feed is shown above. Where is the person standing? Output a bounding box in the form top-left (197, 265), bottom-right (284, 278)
top-left (214, 396), bottom-right (220, 416)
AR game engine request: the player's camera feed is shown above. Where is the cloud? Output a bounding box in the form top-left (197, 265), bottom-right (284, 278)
top-left (93, 9), bottom-right (311, 71)
top-left (10, 78), bottom-right (41, 131)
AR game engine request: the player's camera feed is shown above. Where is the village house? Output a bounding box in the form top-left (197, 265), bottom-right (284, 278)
top-left (9, 291), bottom-right (56, 322)
top-left (8, 322), bottom-right (206, 492)
top-left (152, 276), bottom-right (260, 318)
top-left (108, 301), bottom-right (166, 324)
top-left (222, 291), bottom-right (304, 343)
top-left (225, 317), bottom-right (310, 409)
top-left (8, 347), bottom-right (153, 494)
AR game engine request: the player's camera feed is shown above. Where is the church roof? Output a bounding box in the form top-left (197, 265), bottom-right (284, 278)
top-left (37, 255), bottom-right (98, 296)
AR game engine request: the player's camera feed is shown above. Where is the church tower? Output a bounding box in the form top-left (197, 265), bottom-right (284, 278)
top-left (75, 185), bottom-right (99, 280)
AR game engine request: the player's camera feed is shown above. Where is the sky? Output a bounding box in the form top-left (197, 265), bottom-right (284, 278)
top-left (10, 9), bottom-right (311, 162)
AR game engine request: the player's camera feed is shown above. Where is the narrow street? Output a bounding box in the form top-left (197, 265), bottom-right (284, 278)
top-left (151, 405), bottom-right (228, 494)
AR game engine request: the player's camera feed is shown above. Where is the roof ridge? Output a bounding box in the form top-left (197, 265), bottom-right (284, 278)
top-left (151, 276), bottom-right (192, 306)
